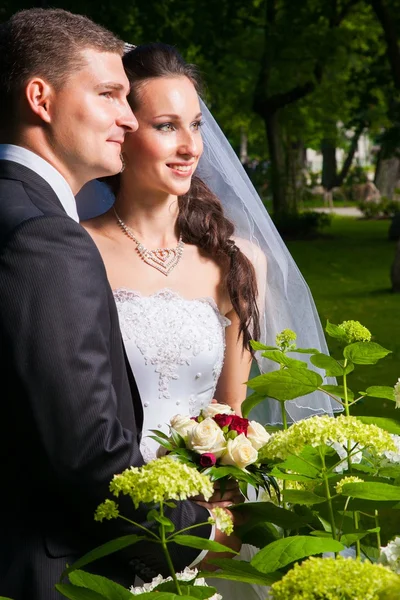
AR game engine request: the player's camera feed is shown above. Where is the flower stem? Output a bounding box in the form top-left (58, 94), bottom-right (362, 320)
top-left (320, 451), bottom-right (337, 541)
top-left (342, 359), bottom-right (350, 417)
top-left (159, 502), bottom-right (182, 595)
top-left (354, 510), bottom-right (361, 558)
top-left (281, 401), bottom-right (288, 521)
top-left (375, 510), bottom-right (381, 551)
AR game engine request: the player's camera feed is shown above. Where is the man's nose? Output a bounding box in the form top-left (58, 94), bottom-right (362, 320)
top-left (117, 103), bottom-right (138, 133)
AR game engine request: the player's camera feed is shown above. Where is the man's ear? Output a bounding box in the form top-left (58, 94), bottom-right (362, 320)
top-left (25, 78), bottom-right (53, 123)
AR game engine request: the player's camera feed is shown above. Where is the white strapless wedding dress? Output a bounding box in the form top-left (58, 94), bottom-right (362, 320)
top-left (114, 287), bottom-right (270, 600)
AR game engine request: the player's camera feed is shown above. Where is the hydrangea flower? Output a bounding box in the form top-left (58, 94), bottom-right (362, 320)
top-left (379, 537), bottom-right (400, 574)
top-left (94, 499), bottom-right (119, 522)
top-left (260, 415), bottom-right (396, 462)
top-left (328, 439), bottom-right (363, 473)
top-left (208, 507), bottom-right (234, 535)
top-left (269, 556), bottom-right (399, 600)
top-left (338, 320), bottom-right (372, 343)
top-left (335, 475), bottom-right (364, 495)
top-left (99, 456), bottom-right (214, 511)
top-left (275, 329), bottom-right (297, 352)
top-left (380, 434), bottom-right (400, 465)
top-left (130, 567), bottom-right (222, 599)
top-left (395, 378), bottom-right (400, 409)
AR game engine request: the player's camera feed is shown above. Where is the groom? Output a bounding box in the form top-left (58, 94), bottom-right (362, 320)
top-left (0, 9), bottom-right (238, 600)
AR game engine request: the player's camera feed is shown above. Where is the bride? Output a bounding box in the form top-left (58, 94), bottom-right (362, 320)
top-left (78, 42), bottom-right (339, 598)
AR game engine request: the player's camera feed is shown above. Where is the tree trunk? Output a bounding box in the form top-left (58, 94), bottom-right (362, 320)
top-left (321, 138), bottom-right (337, 190)
top-left (391, 238), bottom-right (400, 292)
top-left (374, 155), bottom-right (400, 199)
top-left (265, 112), bottom-right (292, 216)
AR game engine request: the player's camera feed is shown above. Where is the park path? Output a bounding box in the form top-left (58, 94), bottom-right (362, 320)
top-left (312, 206), bottom-right (362, 217)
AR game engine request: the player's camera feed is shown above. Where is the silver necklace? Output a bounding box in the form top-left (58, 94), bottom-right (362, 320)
top-left (114, 207), bottom-right (184, 276)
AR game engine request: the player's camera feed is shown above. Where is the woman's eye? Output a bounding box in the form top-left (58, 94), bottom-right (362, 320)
top-left (192, 120), bottom-right (204, 131)
top-left (156, 123), bottom-right (175, 132)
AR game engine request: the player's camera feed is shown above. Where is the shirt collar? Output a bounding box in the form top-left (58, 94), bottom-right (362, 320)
top-left (0, 144), bottom-right (79, 222)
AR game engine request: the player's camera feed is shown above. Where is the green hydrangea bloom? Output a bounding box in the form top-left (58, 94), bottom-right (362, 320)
top-left (260, 415), bottom-right (396, 462)
top-left (275, 329), bottom-right (297, 352)
top-left (338, 320), bottom-right (372, 343)
top-left (108, 456), bottom-right (214, 508)
top-left (270, 556), bottom-right (399, 600)
top-left (94, 499), bottom-right (119, 522)
top-left (208, 507), bottom-right (233, 535)
top-left (335, 475), bottom-right (363, 495)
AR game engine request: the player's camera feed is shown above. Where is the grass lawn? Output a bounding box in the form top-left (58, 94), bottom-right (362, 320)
top-left (286, 216), bottom-right (400, 418)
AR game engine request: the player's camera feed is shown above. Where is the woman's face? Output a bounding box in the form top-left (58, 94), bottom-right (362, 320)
top-left (122, 75), bottom-right (203, 197)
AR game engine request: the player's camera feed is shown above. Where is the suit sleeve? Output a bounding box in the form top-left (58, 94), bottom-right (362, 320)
top-left (0, 215), bottom-right (211, 577)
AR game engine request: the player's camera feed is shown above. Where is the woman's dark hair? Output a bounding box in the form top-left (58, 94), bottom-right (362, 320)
top-left (119, 43), bottom-right (261, 350)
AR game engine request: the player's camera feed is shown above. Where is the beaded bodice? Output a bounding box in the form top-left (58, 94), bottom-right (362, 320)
top-left (113, 288), bottom-right (231, 462)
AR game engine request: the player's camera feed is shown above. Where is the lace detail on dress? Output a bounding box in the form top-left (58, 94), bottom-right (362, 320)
top-left (113, 288), bottom-right (230, 404)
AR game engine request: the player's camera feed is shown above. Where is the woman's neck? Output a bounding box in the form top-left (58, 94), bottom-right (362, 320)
top-left (115, 184), bottom-right (180, 248)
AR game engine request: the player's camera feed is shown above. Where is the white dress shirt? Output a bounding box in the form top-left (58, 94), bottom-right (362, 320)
top-left (0, 144), bottom-right (79, 222)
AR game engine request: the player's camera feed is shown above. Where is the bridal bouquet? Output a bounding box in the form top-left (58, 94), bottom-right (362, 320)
top-left (151, 402), bottom-right (277, 497)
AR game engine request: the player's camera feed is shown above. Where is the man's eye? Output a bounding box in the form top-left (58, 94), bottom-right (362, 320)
top-left (101, 92), bottom-right (113, 99)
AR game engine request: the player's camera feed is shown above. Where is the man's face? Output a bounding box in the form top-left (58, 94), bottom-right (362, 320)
top-left (48, 48), bottom-right (137, 191)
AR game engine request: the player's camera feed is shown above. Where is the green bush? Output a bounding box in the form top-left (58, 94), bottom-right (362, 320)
top-left (273, 211), bottom-right (332, 239)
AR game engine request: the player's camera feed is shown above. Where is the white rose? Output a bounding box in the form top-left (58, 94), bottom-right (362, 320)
top-left (187, 417), bottom-right (227, 458)
top-left (170, 414), bottom-right (197, 439)
top-left (201, 403), bottom-right (235, 418)
top-left (221, 433), bottom-right (258, 469)
top-left (247, 421), bottom-right (271, 450)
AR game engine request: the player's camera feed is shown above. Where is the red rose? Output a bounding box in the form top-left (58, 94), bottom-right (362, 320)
top-left (213, 413), bottom-right (234, 428)
top-left (229, 415), bottom-right (249, 435)
top-left (199, 453), bottom-right (217, 467)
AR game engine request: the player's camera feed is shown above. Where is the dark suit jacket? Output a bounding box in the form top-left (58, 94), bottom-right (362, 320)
top-left (0, 160), bottom-right (211, 599)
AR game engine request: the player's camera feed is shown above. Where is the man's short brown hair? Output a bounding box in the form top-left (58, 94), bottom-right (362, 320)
top-left (0, 8), bottom-right (124, 130)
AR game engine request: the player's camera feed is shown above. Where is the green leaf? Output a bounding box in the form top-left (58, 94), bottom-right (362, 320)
top-left (342, 482), bottom-right (400, 501)
top-left (239, 521), bottom-right (281, 547)
top-left (171, 534), bottom-right (237, 554)
top-left (379, 465), bottom-right (400, 479)
top-left (207, 465), bottom-right (256, 484)
top-left (201, 559), bottom-right (281, 585)
top-left (325, 321), bottom-right (348, 342)
top-left (55, 584), bottom-right (107, 600)
top-left (309, 354), bottom-right (344, 377)
top-left (283, 489), bottom-right (326, 505)
top-left (277, 446), bottom-right (324, 477)
top-left (321, 385), bottom-right (354, 401)
top-left (339, 528), bottom-right (380, 546)
top-left (131, 593), bottom-right (207, 600)
top-left (170, 429), bottom-right (186, 448)
top-left (246, 368), bottom-right (323, 401)
top-left (241, 391), bottom-right (268, 418)
top-left (231, 501), bottom-right (312, 529)
top-left (148, 436), bottom-right (174, 450)
top-left (251, 536), bottom-right (344, 573)
top-left (356, 416), bottom-right (400, 434)
top-left (261, 350), bottom-right (308, 369)
top-left (60, 535), bottom-right (146, 579)
top-left (155, 583), bottom-right (217, 599)
top-left (250, 341), bottom-right (277, 351)
top-left (69, 571), bottom-right (133, 600)
top-left (364, 386), bottom-right (395, 401)
top-left (290, 348), bottom-right (321, 354)
top-left (343, 342), bottom-right (392, 365)
top-left (149, 429), bottom-right (171, 440)
top-left (270, 467), bottom-right (316, 482)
